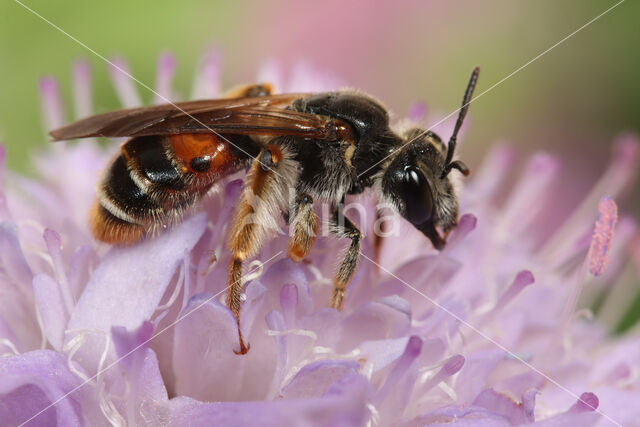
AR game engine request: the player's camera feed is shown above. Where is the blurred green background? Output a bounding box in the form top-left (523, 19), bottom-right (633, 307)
top-left (0, 2), bottom-right (638, 160)
top-left (1, 1), bottom-right (638, 180)
top-left (0, 1), bottom-right (638, 328)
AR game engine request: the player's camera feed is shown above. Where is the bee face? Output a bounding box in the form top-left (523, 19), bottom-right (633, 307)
top-left (379, 131), bottom-right (460, 249)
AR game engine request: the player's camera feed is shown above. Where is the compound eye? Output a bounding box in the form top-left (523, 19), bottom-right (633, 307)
top-left (400, 167), bottom-right (434, 225)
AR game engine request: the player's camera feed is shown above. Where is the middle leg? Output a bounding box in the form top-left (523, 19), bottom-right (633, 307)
top-left (287, 192), bottom-right (318, 262)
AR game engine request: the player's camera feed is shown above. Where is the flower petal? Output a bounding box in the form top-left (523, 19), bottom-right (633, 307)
top-left (66, 213), bottom-right (207, 371)
top-left (32, 273), bottom-right (68, 351)
top-left (473, 388), bottom-right (536, 424)
top-left (0, 221), bottom-right (33, 286)
top-left (0, 350), bottom-right (100, 426)
top-left (112, 320), bottom-right (154, 377)
top-left (191, 47), bottom-right (222, 99)
top-left (69, 213), bottom-right (207, 333)
top-left (154, 52), bottom-right (176, 103)
top-left (281, 359), bottom-right (360, 399)
top-left (108, 57), bottom-right (142, 108)
top-left (38, 77), bottom-right (65, 131)
top-left (72, 60), bottom-right (93, 119)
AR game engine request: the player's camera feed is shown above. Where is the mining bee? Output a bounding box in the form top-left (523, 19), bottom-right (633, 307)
top-left (51, 68), bottom-right (479, 354)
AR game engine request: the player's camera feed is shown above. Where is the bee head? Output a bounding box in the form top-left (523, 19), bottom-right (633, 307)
top-left (380, 131), bottom-right (462, 249)
top-left (378, 67), bottom-right (478, 249)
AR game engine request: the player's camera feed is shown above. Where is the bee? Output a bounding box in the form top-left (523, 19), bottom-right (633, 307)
top-left (51, 68), bottom-right (479, 354)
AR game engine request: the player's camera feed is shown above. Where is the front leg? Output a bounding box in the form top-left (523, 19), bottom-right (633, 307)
top-left (330, 207), bottom-right (362, 310)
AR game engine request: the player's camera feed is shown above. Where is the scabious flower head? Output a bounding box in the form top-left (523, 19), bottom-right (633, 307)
top-left (1, 50), bottom-right (639, 426)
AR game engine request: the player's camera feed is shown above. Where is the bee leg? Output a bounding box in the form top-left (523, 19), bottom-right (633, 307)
top-left (222, 83), bottom-right (273, 99)
top-left (227, 146), bottom-right (286, 354)
top-left (287, 193), bottom-right (318, 262)
top-left (329, 209), bottom-right (362, 310)
top-left (228, 258), bottom-right (250, 354)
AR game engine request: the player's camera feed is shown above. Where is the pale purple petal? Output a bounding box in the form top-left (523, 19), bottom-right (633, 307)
top-left (534, 393), bottom-right (601, 426)
top-left (32, 273), bottom-right (67, 351)
top-left (285, 61), bottom-right (343, 92)
top-left (473, 388), bottom-right (536, 424)
top-left (0, 222), bottom-right (33, 286)
top-left (0, 350), bottom-right (100, 426)
top-left (256, 59), bottom-right (284, 94)
top-left (154, 52), bottom-right (176, 103)
top-left (239, 280), bottom-right (268, 339)
top-left (359, 337), bottom-right (410, 374)
top-left (499, 152), bottom-right (560, 238)
top-left (280, 283), bottom-right (298, 327)
top-left (72, 60), bottom-right (93, 119)
top-left (462, 144), bottom-right (515, 208)
top-left (407, 102), bottom-right (426, 123)
top-left (0, 144), bottom-right (6, 186)
top-left (541, 135), bottom-right (639, 265)
top-left (108, 57), bottom-right (142, 108)
top-left (419, 354), bottom-right (465, 393)
top-left (172, 293), bottom-right (277, 401)
top-left (265, 309), bottom-right (287, 398)
top-left (480, 270), bottom-right (535, 325)
top-left (69, 213), bottom-right (207, 332)
top-left (260, 259), bottom-right (312, 314)
top-left (43, 228), bottom-right (73, 314)
top-left (442, 213), bottom-right (477, 250)
top-left (112, 321), bottom-right (159, 425)
top-left (0, 316), bottom-right (21, 355)
top-left (338, 299), bottom-right (411, 351)
top-left (169, 373), bottom-right (370, 427)
top-left (112, 321), bottom-right (154, 376)
top-left (172, 293), bottom-right (239, 400)
top-left (454, 350), bottom-right (505, 403)
top-left (67, 214), bottom-right (207, 371)
top-left (411, 404), bottom-right (511, 426)
top-left (66, 245), bottom-right (96, 299)
top-left (281, 360), bottom-right (360, 399)
top-left (374, 336), bottom-right (422, 424)
top-left (38, 77), bottom-right (65, 131)
top-left (191, 47), bottom-right (222, 99)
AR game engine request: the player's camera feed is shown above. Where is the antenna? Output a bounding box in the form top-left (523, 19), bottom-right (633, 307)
top-left (441, 66), bottom-right (479, 178)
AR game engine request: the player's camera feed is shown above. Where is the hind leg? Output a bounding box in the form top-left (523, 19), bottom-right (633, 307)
top-left (227, 146), bottom-right (285, 354)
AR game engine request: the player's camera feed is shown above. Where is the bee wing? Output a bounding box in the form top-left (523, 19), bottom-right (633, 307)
top-left (50, 93), bottom-right (342, 141)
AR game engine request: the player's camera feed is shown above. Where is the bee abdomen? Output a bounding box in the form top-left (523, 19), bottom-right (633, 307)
top-left (93, 136), bottom-right (183, 244)
top-left (100, 153), bottom-right (164, 223)
top-left (123, 135), bottom-right (186, 193)
top-left (92, 133), bottom-right (256, 245)
top-left (90, 202), bottom-right (145, 245)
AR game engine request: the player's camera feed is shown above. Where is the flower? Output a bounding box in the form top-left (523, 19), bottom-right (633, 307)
top-left (1, 49), bottom-right (639, 426)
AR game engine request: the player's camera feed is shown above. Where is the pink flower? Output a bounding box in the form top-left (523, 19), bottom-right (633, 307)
top-left (0, 50), bottom-right (639, 426)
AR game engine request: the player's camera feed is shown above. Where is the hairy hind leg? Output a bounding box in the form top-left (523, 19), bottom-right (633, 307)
top-left (227, 146), bottom-right (285, 354)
